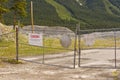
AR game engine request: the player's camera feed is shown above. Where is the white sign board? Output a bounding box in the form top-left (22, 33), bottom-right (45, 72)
top-left (29, 33), bottom-right (43, 46)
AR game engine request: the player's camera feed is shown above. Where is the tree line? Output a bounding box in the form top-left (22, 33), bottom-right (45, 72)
top-left (0, 0), bottom-right (27, 29)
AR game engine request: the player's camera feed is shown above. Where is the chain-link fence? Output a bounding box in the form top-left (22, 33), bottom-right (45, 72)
top-left (2, 0), bottom-right (77, 68)
top-left (2, 0), bottom-right (120, 69)
top-left (1, 24), bottom-right (120, 69)
top-left (18, 26), bottom-right (76, 68)
top-left (0, 31), bottom-right (16, 60)
top-left (78, 28), bottom-right (120, 69)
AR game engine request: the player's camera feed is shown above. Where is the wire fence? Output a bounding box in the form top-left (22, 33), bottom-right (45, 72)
top-left (1, 24), bottom-right (120, 69)
top-left (80, 29), bottom-right (116, 49)
top-left (18, 27), bottom-right (76, 68)
top-left (1, 0), bottom-right (77, 68)
top-left (78, 28), bottom-right (120, 69)
top-left (1, 0), bottom-right (120, 69)
top-left (0, 31), bottom-right (16, 59)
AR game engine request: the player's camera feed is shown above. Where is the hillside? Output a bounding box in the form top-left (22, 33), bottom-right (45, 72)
top-left (55, 0), bottom-right (120, 29)
top-left (4, 0), bottom-right (120, 30)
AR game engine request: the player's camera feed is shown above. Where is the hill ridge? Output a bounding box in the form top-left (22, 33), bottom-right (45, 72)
top-left (4, 0), bottom-right (120, 30)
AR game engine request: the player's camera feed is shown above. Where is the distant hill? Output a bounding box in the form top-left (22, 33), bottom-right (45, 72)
top-left (4, 0), bottom-right (120, 30)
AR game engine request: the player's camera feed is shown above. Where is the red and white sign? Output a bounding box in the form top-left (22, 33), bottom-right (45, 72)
top-left (29, 33), bottom-right (43, 46)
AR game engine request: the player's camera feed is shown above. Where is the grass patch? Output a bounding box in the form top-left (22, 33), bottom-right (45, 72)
top-left (2, 59), bottom-right (22, 64)
top-left (0, 36), bottom-right (75, 58)
top-left (0, 60), bottom-right (5, 67)
top-left (1, 30), bottom-right (120, 59)
top-left (19, 37), bottom-right (75, 57)
top-left (1, 35), bottom-right (119, 58)
top-left (45, 0), bottom-right (77, 21)
top-left (0, 41), bottom-right (16, 58)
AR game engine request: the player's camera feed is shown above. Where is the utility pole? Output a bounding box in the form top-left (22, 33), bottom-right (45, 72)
top-left (31, 1), bottom-right (34, 33)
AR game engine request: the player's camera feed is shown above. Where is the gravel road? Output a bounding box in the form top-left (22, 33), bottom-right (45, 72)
top-left (0, 49), bottom-right (120, 80)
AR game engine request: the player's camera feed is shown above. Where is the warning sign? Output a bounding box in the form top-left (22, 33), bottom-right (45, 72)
top-left (29, 33), bottom-right (43, 46)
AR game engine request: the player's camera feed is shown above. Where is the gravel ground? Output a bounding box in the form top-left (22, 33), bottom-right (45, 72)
top-left (0, 49), bottom-right (120, 80)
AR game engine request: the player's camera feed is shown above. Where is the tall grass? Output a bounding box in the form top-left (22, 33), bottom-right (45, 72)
top-left (0, 36), bottom-right (75, 58)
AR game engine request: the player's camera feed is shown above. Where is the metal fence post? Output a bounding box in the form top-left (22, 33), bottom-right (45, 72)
top-left (42, 30), bottom-right (45, 64)
top-left (114, 30), bottom-right (117, 68)
top-left (16, 26), bottom-right (18, 61)
top-left (77, 23), bottom-right (81, 67)
top-left (73, 26), bottom-right (78, 69)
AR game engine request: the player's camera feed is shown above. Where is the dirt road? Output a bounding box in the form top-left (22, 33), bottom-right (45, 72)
top-left (0, 49), bottom-right (120, 80)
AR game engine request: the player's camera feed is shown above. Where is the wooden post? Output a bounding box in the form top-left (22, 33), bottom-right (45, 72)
top-left (31, 1), bottom-right (34, 33)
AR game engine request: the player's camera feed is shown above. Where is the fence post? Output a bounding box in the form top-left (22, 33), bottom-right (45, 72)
top-left (114, 30), bottom-right (117, 68)
top-left (77, 23), bottom-right (81, 67)
top-left (16, 21), bottom-right (19, 61)
top-left (31, 1), bottom-right (34, 33)
top-left (42, 30), bottom-right (45, 64)
top-left (73, 25), bottom-right (78, 68)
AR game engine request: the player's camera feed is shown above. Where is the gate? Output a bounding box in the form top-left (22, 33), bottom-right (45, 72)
top-left (18, 26), bottom-right (77, 68)
top-left (78, 28), bottom-right (120, 69)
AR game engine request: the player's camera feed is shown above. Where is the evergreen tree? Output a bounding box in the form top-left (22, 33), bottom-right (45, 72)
top-left (0, 0), bottom-right (9, 23)
top-left (10, 0), bottom-right (27, 29)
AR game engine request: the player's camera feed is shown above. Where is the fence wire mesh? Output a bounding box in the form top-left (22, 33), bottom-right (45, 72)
top-left (0, 31), bottom-right (16, 59)
top-left (18, 27), bottom-right (76, 68)
top-left (79, 28), bottom-right (120, 68)
top-left (80, 30), bottom-right (115, 49)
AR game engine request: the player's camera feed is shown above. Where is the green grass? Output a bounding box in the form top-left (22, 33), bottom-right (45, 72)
top-left (1, 30), bottom-right (120, 59)
top-left (0, 35), bottom-right (75, 58)
top-left (45, 0), bottom-right (77, 21)
top-left (19, 37), bottom-right (75, 57)
top-left (1, 35), bottom-right (119, 58)
top-left (2, 59), bottom-right (22, 64)
top-left (0, 41), bottom-right (16, 58)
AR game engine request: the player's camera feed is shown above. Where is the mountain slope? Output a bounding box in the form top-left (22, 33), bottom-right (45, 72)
top-left (103, 0), bottom-right (120, 17)
top-left (4, 0), bottom-right (120, 30)
top-left (45, 0), bottom-right (75, 20)
top-left (55, 0), bottom-right (120, 29)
